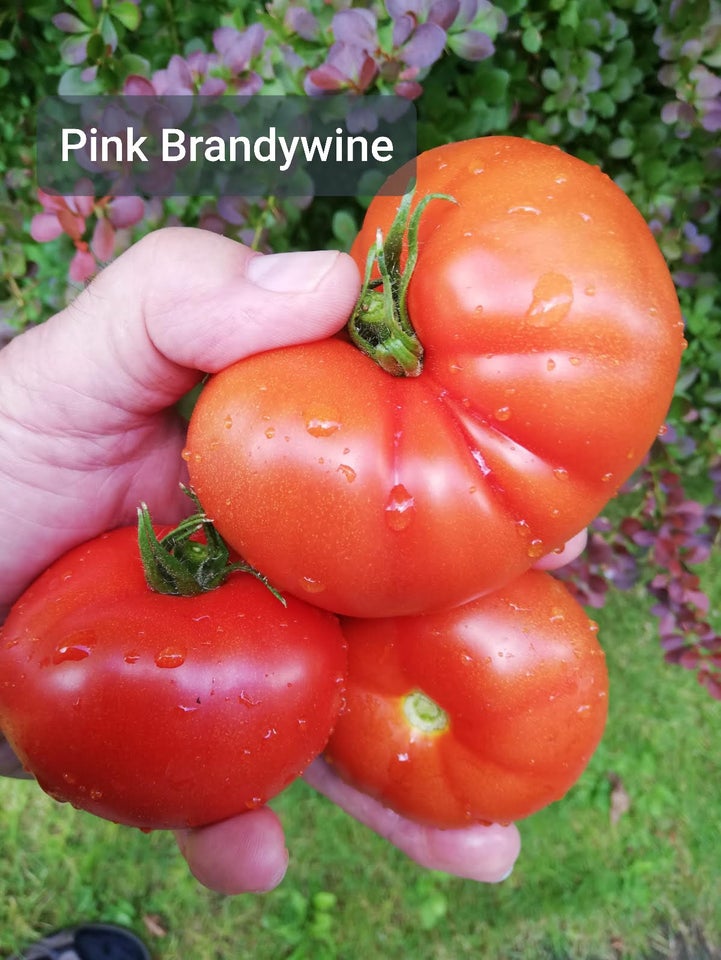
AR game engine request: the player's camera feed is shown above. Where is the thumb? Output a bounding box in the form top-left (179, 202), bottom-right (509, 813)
top-left (127, 227), bottom-right (361, 374)
top-left (14, 227), bottom-right (360, 420)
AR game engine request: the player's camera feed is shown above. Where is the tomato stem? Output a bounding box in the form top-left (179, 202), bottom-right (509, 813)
top-left (137, 487), bottom-right (285, 603)
top-left (347, 185), bottom-right (457, 377)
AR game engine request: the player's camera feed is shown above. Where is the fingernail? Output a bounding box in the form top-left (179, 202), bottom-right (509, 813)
top-left (247, 250), bottom-right (339, 293)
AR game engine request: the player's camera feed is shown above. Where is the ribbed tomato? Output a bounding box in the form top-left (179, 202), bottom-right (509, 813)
top-left (185, 136), bottom-right (683, 617)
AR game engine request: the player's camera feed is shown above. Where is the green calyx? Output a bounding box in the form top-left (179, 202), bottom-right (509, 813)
top-left (137, 487), bottom-right (284, 603)
top-left (348, 184), bottom-right (457, 378)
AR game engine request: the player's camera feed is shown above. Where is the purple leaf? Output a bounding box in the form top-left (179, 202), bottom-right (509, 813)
top-left (53, 12), bottom-right (89, 33)
top-left (30, 212), bottom-right (64, 243)
top-left (428, 0), bottom-right (461, 30)
top-left (402, 21), bottom-right (447, 67)
top-left (333, 9), bottom-right (378, 50)
top-left (108, 196), bottom-right (144, 228)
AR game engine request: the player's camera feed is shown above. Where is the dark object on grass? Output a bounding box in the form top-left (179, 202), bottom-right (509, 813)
top-left (13, 923), bottom-right (151, 960)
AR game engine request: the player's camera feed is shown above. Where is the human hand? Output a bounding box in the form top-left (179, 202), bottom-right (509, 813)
top-left (0, 228), bottom-right (521, 893)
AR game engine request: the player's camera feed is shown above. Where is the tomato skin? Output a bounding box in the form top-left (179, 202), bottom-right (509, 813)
top-left (0, 527), bottom-right (346, 830)
top-left (185, 136), bottom-right (683, 617)
top-left (324, 571), bottom-right (608, 827)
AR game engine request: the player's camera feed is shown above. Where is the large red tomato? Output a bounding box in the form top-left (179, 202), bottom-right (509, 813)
top-left (0, 525), bottom-right (346, 829)
top-left (325, 570), bottom-right (608, 827)
top-left (185, 136), bottom-right (684, 617)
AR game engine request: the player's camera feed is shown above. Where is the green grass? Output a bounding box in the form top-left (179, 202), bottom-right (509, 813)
top-left (1, 582), bottom-right (720, 960)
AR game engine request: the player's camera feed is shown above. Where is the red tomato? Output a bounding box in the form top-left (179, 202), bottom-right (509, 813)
top-left (0, 526), bottom-right (346, 830)
top-left (185, 136), bottom-right (683, 617)
top-left (325, 571), bottom-right (608, 827)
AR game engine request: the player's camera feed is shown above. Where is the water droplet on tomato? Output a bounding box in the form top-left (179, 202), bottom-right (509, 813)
top-left (553, 467), bottom-right (569, 481)
top-left (601, 472), bottom-right (614, 483)
top-left (508, 204), bottom-right (541, 215)
top-left (657, 424), bottom-right (668, 438)
top-left (384, 484), bottom-right (416, 531)
top-left (53, 644), bottom-right (92, 664)
top-left (549, 607), bottom-right (566, 623)
top-left (526, 273), bottom-right (574, 327)
top-left (546, 358), bottom-right (556, 371)
top-left (300, 576), bottom-right (326, 594)
top-left (473, 304), bottom-right (484, 318)
top-left (585, 283), bottom-right (596, 296)
top-left (336, 463), bottom-right (356, 483)
top-left (181, 448), bottom-right (192, 462)
top-left (224, 415), bottom-right (233, 429)
top-left (579, 211), bottom-right (592, 223)
top-left (494, 406), bottom-right (512, 422)
top-left (155, 647), bottom-right (186, 669)
top-left (469, 164), bottom-right (484, 174)
top-left (265, 427), bottom-right (275, 439)
top-left (569, 356), bottom-right (582, 366)
top-left (306, 417), bottom-right (341, 438)
top-left (124, 651), bottom-right (141, 664)
top-left (554, 175), bottom-right (567, 184)
top-left (527, 539), bottom-right (545, 559)
top-left (89, 788), bottom-right (104, 801)
top-left (471, 449), bottom-right (491, 476)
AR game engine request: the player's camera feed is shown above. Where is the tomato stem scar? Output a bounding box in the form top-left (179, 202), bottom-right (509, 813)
top-left (402, 689), bottom-right (449, 734)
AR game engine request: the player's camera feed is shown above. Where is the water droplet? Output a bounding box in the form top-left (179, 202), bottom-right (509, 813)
top-left (89, 788), bottom-right (103, 801)
top-left (336, 463), bottom-right (356, 483)
top-left (589, 622), bottom-right (599, 634)
top-left (155, 647), bottom-right (186, 669)
top-left (494, 406), bottom-right (511, 422)
top-left (527, 539), bottom-right (545, 559)
top-left (553, 467), bottom-right (569, 481)
top-left (300, 576), bottom-right (326, 594)
top-left (53, 644), bottom-right (91, 664)
top-left (62, 772), bottom-right (77, 785)
top-left (601, 472), bottom-right (614, 483)
top-left (546, 358), bottom-right (556, 371)
top-left (396, 752), bottom-right (410, 763)
top-left (176, 704), bottom-right (198, 714)
top-left (265, 427), bottom-right (275, 439)
top-left (438, 161), bottom-right (448, 170)
top-left (124, 651), bottom-right (141, 664)
top-left (508, 204), bottom-right (541, 215)
top-left (554, 175), bottom-right (567, 184)
top-left (473, 304), bottom-right (484, 318)
top-left (263, 727), bottom-right (277, 740)
top-left (468, 164), bottom-right (484, 174)
top-left (471, 449), bottom-right (491, 476)
top-left (238, 691), bottom-right (259, 707)
top-left (585, 283), bottom-right (596, 296)
top-left (449, 361), bottom-right (463, 373)
top-left (657, 424), bottom-right (668, 438)
top-left (181, 448), bottom-right (192, 462)
top-left (549, 607), bottom-right (566, 623)
top-left (306, 417), bottom-right (341, 438)
top-left (463, 230), bottom-right (473, 237)
top-left (681, 337), bottom-right (688, 351)
top-left (527, 273), bottom-right (574, 327)
top-left (224, 415), bottom-right (233, 429)
top-left (579, 211), bottom-right (592, 223)
top-left (569, 356), bottom-right (582, 366)
top-left (384, 484), bottom-right (416, 531)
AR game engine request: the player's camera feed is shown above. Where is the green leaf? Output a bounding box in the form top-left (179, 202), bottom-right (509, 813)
top-left (331, 209), bottom-right (357, 251)
top-left (111, 0), bottom-right (141, 31)
top-left (521, 25), bottom-right (542, 54)
top-left (68, 0), bottom-right (97, 26)
top-left (86, 32), bottom-right (105, 62)
top-left (0, 39), bottom-right (15, 60)
top-left (58, 65), bottom-right (103, 96)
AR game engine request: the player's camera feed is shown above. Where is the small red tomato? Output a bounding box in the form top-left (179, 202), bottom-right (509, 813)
top-left (325, 570), bottom-right (607, 827)
top-left (0, 524), bottom-right (346, 830)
